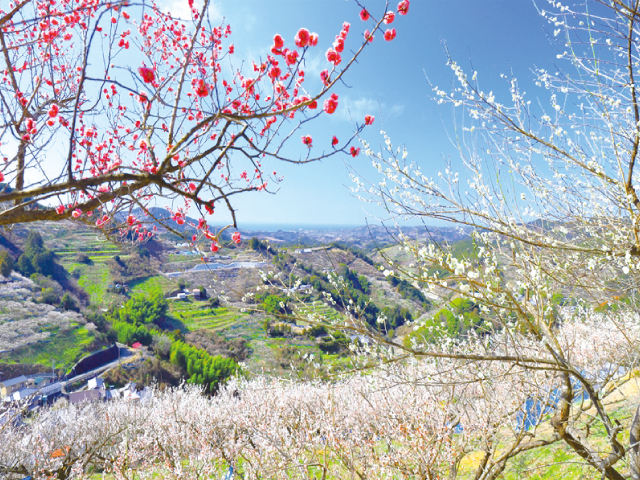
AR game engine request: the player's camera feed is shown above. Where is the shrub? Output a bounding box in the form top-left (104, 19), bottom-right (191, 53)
top-left (75, 252), bottom-right (92, 264)
top-left (60, 293), bottom-right (79, 312)
top-left (39, 287), bottom-right (60, 305)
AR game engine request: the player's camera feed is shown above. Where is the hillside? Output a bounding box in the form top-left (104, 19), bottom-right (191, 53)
top-left (0, 222), bottom-right (443, 381)
top-left (0, 272), bottom-right (94, 371)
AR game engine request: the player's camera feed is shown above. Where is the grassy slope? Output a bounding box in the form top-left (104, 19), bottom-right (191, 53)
top-left (3, 326), bottom-right (94, 370)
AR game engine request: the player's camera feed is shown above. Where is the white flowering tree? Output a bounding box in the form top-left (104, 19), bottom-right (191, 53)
top-left (1, 312), bottom-right (635, 479)
top-left (344, 0), bottom-right (640, 478)
top-left (0, 332), bottom-right (601, 479)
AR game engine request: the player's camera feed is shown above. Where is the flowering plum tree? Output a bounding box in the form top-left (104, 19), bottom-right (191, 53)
top-left (1, 311), bottom-right (636, 479)
top-left (0, 0), bottom-right (407, 244)
top-left (345, 0), bottom-right (640, 478)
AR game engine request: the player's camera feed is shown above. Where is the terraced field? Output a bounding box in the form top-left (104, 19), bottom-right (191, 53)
top-left (62, 261), bottom-right (121, 307)
top-left (168, 299), bottom-right (245, 332)
top-left (295, 300), bottom-right (343, 324)
top-left (54, 230), bottom-right (121, 261)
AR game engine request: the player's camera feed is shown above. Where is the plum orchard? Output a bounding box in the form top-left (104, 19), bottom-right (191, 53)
top-left (2, 312), bottom-right (636, 479)
top-left (0, 0), bottom-right (409, 247)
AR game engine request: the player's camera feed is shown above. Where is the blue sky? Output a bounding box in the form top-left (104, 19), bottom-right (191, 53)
top-left (167, 0), bottom-right (561, 228)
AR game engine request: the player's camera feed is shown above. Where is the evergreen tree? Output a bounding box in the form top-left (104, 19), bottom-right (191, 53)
top-left (32, 250), bottom-right (55, 277)
top-left (24, 231), bottom-right (45, 258)
top-left (16, 254), bottom-right (34, 276)
top-left (0, 250), bottom-right (13, 277)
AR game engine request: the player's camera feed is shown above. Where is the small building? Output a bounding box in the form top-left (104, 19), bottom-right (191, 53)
top-left (192, 289), bottom-right (201, 300)
top-left (12, 387), bottom-right (37, 402)
top-left (40, 382), bottom-right (63, 405)
top-left (118, 383), bottom-right (151, 402)
top-left (29, 374), bottom-right (56, 389)
top-left (0, 375), bottom-right (28, 398)
top-left (88, 377), bottom-right (105, 390)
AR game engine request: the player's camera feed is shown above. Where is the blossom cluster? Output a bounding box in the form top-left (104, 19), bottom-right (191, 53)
top-left (0, 0), bottom-right (411, 247)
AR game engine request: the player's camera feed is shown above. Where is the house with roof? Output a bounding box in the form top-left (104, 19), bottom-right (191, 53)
top-left (39, 382), bottom-right (63, 405)
top-left (0, 375), bottom-right (28, 399)
top-left (29, 373), bottom-right (56, 389)
top-left (11, 387), bottom-right (37, 402)
top-left (87, 377), bottom-right (105, 390)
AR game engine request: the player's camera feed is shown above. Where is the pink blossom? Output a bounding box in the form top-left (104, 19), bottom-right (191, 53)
top-left (295, 28), bottom-right (310, 48)
top-left (210, 241), bottom-right (219, 252)
top-left (273, 34), bottom-right (284, 49)
top-left (364, 30), bottom-right (374, 43)
top-left (384, 29), bottom-right (396, 41)
top-left (324, 93), bottom-right (339, 114)
top-left (334, 37), bottom-right (345, 53)
top-left (194, 79), bottom-right (209, 97)
top-left (56, 205), bottom-right (65, 215)
top-left (398, 0), bottom-right (410, 15)
top-left (384, 11), bottom-right (395, 24)
top-left (360, 9), bottom-right (370, 21)
top-left (332, 136), bottom-right (339, 147)
top-left (285, 49), bottom-right (298, 66)
top-left (350, 146), bottom-right (360, 157)
top-left (25, 118), bottom-right (36, 134)
top-left (365, 115), bottom-right (375, 125)
top-left (72, 209), bottom-right (82, 218)
top-left (138, 66), bottom-right (155, 84)
top-left (302, 135), bottom-right (313, 147)
top-left (232, 231), bottom-right (241, 244)
top-left (268, 66), bottom-right (281, 80)
top-left (309, 32), bottom-right (319, 46)
top-left (48, 104), bottom-right (59, 118)
top-left (326, 48), bottom-right (342, 65)
top-left (320, 69), bottom-right (330, 85)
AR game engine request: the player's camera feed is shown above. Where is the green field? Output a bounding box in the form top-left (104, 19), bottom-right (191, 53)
top-left (128, 276), bottom-right (175, 296)
top-left (2, 326), bottom-right (94, 370)
top-left (168, 298), bottom-right (244, 332)
top-left (67, 261), bottom-right (121, 306)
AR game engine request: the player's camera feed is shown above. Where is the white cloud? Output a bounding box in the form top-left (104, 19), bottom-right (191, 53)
top-left (301, 51), bottom-right (325, 79)
top-left (336, 96), bottom-right (405, 123)
top-left (388, 103), bottom-right (405, 117)
top-left (157, 0), bottom-right (222, 23)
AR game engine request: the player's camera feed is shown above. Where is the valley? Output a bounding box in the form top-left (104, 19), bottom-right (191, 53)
top-left (0, 221), bottom-right (462, 383)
